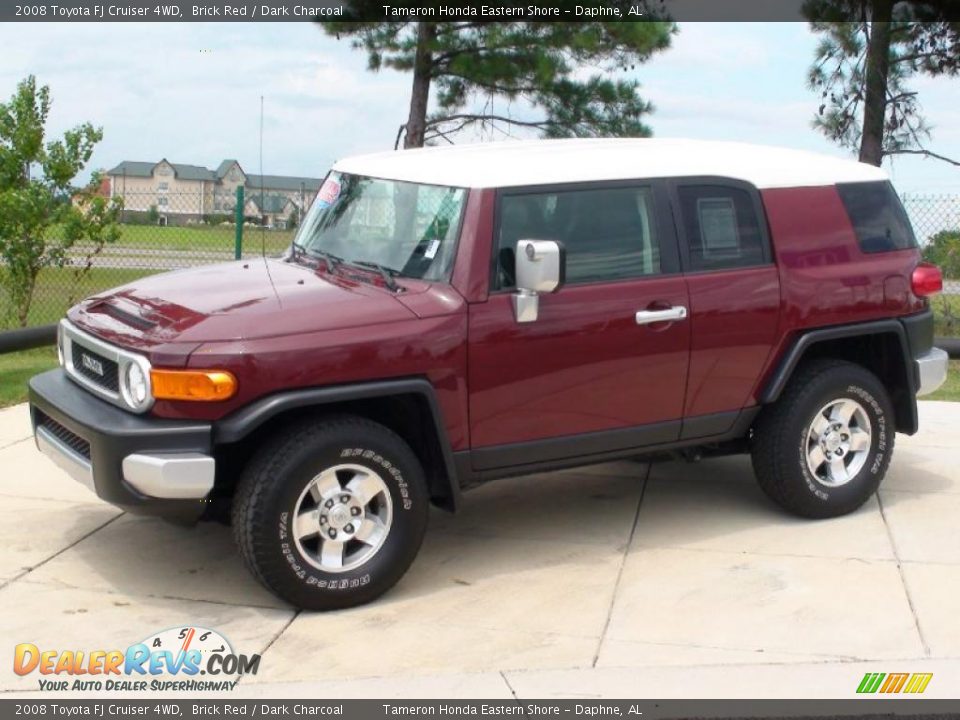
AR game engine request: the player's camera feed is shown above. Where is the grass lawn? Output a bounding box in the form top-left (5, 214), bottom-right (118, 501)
top-left (73, 224), bottom-right (293, 255)
top-left (0, 347), bottom-right (57, 408)
top-left (932, 294), bottom-right (960, 338)
top-left (926, 358), bottom-right (960, 402)
top-left (1, 267), bottom-right (155, 330)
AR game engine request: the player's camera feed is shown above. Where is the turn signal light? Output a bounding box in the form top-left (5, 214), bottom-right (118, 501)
top-left (150, 369), bottom-right (237, 402)
top-left (911, 263), bottom-right (943, 298)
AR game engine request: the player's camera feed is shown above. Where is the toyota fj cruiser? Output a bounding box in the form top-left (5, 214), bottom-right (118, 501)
top-left (29, 139), bottom-right (948, 610)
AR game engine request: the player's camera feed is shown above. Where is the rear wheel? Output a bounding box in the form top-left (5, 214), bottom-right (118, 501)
top-left (751, 359), bottom-right (895, 518)
top-left (233, 416), bottom-right (429, 610)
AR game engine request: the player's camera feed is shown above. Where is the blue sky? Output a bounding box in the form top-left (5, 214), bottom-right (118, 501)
top-left (1, 21), bottom-right (958, 194)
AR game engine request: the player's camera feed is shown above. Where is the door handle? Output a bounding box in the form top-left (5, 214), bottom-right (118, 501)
top-left (635, 306), bottom-right (688, 325)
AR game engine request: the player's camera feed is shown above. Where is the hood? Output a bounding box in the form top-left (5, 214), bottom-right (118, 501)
top-left (69, 258), bottom-right (419, 348)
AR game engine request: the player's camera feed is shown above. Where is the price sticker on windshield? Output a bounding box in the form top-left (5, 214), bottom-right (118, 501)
top-left (316, 177), bottom-right (341, 208)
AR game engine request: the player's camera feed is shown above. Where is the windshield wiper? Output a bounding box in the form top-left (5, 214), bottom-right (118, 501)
top-left (349, 260), bottom-right (401, 292)
top-left (308, 248), bottom-right (344, 273)
top-left (289, 242), bottom-right (343, 274)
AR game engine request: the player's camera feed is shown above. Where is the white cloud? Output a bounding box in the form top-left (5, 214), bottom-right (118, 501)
top-left (0, 21), bottom-right (957, 192)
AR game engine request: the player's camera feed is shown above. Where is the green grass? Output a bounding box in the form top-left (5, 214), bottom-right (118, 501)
top-left (926, 359), bottom-right (960, 402)
top-left (76, 224), bottom-right (293, 255)
top-left (0, 347), bottom-right (57, 408)
top-left (932, 294), bottom-right (960, 338)
top-left (1, 266), bottom-right (155, 330)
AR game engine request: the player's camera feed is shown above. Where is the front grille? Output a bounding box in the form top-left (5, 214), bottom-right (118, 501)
top-left (71, 342), bottom-right (120, 393)
top-left (37, 412), bottom-right (91, 459)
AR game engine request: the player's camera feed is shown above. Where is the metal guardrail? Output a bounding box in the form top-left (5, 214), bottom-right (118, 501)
top-left (0, 324), bottom-right (56, 354)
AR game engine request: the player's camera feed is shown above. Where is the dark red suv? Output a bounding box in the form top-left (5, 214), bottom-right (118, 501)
top-left (29, 139), bottom-right (948, 609)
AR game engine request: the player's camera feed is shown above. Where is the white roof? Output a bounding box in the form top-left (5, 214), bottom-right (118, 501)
top-left (332, 138), bottom-right (887, 190)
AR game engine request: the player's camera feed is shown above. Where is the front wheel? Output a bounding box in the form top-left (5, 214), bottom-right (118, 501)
top-left (751, 359), bottom-right (895, 519)
top-left (233, 416), bottom-right (429, 610)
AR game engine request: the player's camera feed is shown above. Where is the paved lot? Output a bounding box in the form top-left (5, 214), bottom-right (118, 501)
top-left (1, 401), bottom-right (959, 699)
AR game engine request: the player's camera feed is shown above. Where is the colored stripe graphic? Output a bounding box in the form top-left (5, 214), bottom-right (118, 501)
top-left (857, 673), bottom-right (885, 694)
top-left (880, 673), bottom-right (909, 693)
top-left (904, 673), bottom-right (933, 694)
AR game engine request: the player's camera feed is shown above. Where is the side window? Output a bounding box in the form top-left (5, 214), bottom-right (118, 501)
top-left (677, 185), bottom-right (766, 271)
top-left (836, 181), bottom-right (917, 253)
top-left (496, 186), bottom-right (661, 288)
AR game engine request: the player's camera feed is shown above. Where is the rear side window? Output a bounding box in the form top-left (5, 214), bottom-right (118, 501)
top-left (496, 185), bottom-right (661, 288)
top-left (677, 185), bottom-right (766, 271)
top-left (837, 181), bottom-right (917, 253)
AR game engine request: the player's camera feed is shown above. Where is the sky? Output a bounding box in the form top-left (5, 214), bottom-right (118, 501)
top-left (1, 21), bottom-right (959, 195)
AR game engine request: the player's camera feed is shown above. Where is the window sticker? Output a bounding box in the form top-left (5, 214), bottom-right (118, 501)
top-left (424, 238), bottom-right (441, 260)
top-left (316, 177), bottom-right (341, 208)
top-left (697, 197), bottom-right (739, 254)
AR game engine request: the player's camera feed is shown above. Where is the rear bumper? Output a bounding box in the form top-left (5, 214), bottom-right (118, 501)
top-left (901, 308), bottom-right (948, 397)
top-left (29, 369), bottom-right (214, 524)
top-left (915, 347), bottom-right (949, 396)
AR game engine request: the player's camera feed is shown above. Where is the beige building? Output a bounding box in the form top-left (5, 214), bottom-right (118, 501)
top-left (106, 159), bottom-right (322, 227)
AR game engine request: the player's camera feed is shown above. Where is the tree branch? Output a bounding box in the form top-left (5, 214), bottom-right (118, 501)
top-left (425, 113), bottom-right (556, 130)
top-left (884, 148), bottom-right (960, 166)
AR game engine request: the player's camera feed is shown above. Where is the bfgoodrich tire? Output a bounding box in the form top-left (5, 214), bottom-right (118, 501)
top-left (232, 415), bottom-right (429, 610)
top-left (751, 359), bottom-right (895, 519)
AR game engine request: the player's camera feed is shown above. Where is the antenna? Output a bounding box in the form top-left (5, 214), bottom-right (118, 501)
top-left (259, 95), bottom-right (266, 258)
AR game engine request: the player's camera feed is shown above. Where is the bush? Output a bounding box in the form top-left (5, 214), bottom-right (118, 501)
top-left (922, 230), bottom-right (960, 279)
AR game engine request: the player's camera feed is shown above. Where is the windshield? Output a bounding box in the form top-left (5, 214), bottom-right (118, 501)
top-left (293, 172), bottom-right (468, 282)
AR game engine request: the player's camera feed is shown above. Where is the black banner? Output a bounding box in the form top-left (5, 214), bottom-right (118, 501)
top-left (1, 699), bottom-right (960, 720)
top-left (0, 0), bottom-right (828, 23)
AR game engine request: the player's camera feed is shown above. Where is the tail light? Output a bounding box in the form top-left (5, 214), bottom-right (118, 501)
top-left (911, 263), bottom-right (942, 298)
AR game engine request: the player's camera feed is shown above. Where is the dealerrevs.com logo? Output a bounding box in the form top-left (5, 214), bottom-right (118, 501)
top-left (856, 672), bottom-right (933, 694)
top-left (13, 626), bottom-right (260, 692)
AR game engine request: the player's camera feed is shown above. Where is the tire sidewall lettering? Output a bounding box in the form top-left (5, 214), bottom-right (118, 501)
top-left (340, 447), bottom-right (413, 510)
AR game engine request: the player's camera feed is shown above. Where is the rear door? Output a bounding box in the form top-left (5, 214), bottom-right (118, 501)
top-left (668, 178), bottom-right (781, 432)
top-left (467, 180), bottom-right (691, 470)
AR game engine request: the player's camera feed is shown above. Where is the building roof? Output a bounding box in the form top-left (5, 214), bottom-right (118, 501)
top-left (106, 159), bottom-right (321, 190)
top-left (106, 160), bottom-right (214, 181)
top-left (216, 159), bottom-right (242, 179)
top-left (106, 161), bottom-right (155, 178)
top-left (332, 138), bottom-right (889, 190)
top-left (245, 174), bottom-right (321, 192)
top-left (245, 194), bottom-right (295, 213)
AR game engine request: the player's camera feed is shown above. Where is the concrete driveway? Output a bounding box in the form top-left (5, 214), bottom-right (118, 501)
top-left (1, 401), bottom-right (959, 699)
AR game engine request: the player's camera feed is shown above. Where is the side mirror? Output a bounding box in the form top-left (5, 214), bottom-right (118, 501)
top-left (513, 239), bottom-right (565, 323)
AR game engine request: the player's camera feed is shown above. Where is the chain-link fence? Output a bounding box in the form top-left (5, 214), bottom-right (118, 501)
top-left (902, 194), bottom-right (960, 294)
top-left (1, 189), bottom-right (959, 334)
top-left (0, 191), bottom-right (298, 331)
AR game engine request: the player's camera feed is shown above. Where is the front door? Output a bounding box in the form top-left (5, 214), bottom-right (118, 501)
top-left (467, 181), bottom-right (690, 470)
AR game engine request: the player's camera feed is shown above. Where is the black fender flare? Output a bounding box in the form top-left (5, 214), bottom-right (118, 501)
top-left (213, 378), bottom-right (461, 509)
top-left (760, 319), bottom-right (918, 434)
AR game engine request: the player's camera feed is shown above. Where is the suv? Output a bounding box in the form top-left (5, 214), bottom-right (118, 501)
top-left (30, 139), bottom-right (948, 610)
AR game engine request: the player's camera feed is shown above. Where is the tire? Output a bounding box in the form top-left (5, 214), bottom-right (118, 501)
top-left (751, 359), bottom-right (895, 519)
top-left (232, 415), bottom-right (429, 610)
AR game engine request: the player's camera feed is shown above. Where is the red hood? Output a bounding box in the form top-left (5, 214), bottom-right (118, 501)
top-left (68, 258), bottom-right (420, 350)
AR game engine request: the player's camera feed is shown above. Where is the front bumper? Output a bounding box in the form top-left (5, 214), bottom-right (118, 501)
top-left (915, 347), bottom-right (949, 397)
top-left (29, 369), bottom-right (214, 524)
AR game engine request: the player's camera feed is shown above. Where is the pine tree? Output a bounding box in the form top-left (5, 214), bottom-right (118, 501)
top-left (320, 5), bottom-right (675, 148)
top-left (805, 0), bottom-right (960, 166)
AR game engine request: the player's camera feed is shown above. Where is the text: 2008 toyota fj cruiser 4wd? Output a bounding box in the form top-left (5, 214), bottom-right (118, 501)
top-left (30, 139), bottom-right (948, 610)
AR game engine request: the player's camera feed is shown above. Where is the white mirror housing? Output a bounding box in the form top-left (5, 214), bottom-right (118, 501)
top-left (512, 240), bottom-right (565, 323)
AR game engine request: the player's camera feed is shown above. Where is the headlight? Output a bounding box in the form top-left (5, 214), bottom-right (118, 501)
top-left (56, 323), bottom-right (64, 367)
top-left (121, 360), bottom-right (152, 411)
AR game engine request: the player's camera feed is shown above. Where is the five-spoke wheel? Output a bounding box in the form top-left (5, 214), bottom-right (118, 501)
top-left (293, 464), bottom-right (393, 573)
top-left (805, 398), bottom-right (872, 487)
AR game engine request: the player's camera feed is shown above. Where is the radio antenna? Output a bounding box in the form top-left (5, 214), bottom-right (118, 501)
top-left (259, 95), bottom-right (266, 258)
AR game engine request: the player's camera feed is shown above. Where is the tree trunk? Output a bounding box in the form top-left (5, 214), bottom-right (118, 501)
top-left (402, 22), bottom-right (435, 149)
top-left (15, 266), bottom-right (38, 328)
top-left (859, 2), bottom-right (893, 166)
